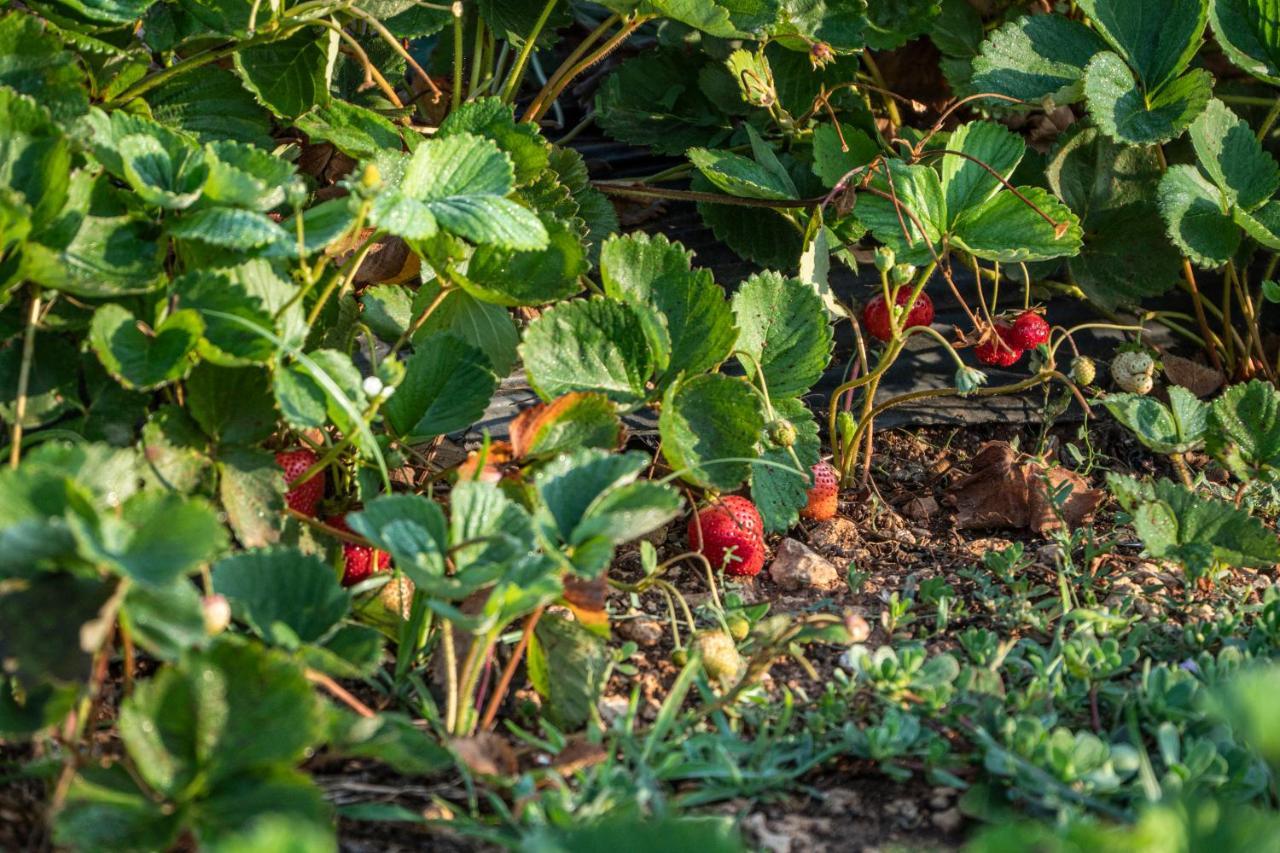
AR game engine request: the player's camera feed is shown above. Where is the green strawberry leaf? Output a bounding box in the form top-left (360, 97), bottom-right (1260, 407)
top-left (346, 495), bottom-right (450, 594)
top-left (1084, 52), bottom-right (1212, 145)
top-left (188, 364), bottom-right (278, 445)
top-left (438, 97), bottom-right (549, 187)
top-left (117, 638), bottom-right (322, 794)
top-left (212, 548), bottom-right (350, 647)
top-left (72, 490), bottom-right (228, 587)
top-left (1189, 99), bottom-right (1280, 211)
top-left (599, 232), bottom-right (738, 386)
top-left (770, 0), bottom-right (868, 53)
top-left (811, 122), bottom-right (879, 188)
top-left (1235, 200), bottom-right (1280, 251)
top-left (694, 173), bottom-right (805, 268)
top-left (89, 304), bottom-right (203, 390)
top-left (216, 447), bottom-right (286, 550)
top-left (1045, 125), bottom-right (1180, 309)
top-left (175, 271), bottom-right (277, 366)
top-left (117, 131), bottom-right (208, 210)
top-left (595, 50), bottom-right (732, 157)
top-left (121, 580), bottom-right (208, 662)
top-left (732, 270), bottom-right (833, 398)
top-left (659, 373), bottom-right (764, 490)
top-left (1210, 0), bottom-right (1280, 85)
top-left (971, 13), bottom-right (1108, 105)
top-left (202, 140), bottom-right (298, 212)
top-left (951, 186), bottom-right (1083, 263)
top-left (1109, 474), bottom-right (1280, 573)
top-left (463, 215), bottom-right (586, 306)
top-left (0, 11), bottom-right (89, 119)
top-left (294, 99), bottom-right (404, 162)
top-left (528, 613), bottom-right (610, 730)
top-left (1158, 164), bottom-right (1240, 268)
top-left (1077, 0), bottom-right (1208, 91)
top-left (233, 28), bottom-right (330, 119)
top-left (167, 206), bottom-right (289, 250)
top-left (865, 0), bottom-right (940, 50)
top-left (146, 67), bottom-right (273, 148)
top-left (383, 332), bottom-right (496, 441)
top-left (405, 280), bottom-right (519, 377)
top-left (1207, 379), bottom-right (1280, 483)
top-left (521, 297), bottom-right (656, 408)
top-left (1103, 387), bottom-right (1210, 455)
top-left (688, 146), bottom-right (798, 201)
top-left (751, 397), bottom-right (819, 533)
top-left (855, 160), bottom-right (947, 265)
top-left (371, 134), bottom-right (547, 250)
top-left (27, 213), bottom-right (167, 297)
top-left (940, 121), bottom-right (1025, 227)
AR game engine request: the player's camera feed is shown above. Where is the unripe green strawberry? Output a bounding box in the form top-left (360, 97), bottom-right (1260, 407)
top-left (726, 612), bottom-right (751, 641)
top-left (768, 418), bottom-right (797, 448)
top-left (1070, 356), bottom-right (1096, 386)
top-left (694, 630), bottom-right (743, 685)
top-left (670, 648), bottom-right (689, 667)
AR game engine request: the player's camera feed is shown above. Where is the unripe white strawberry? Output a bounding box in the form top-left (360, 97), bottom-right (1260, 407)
top-left (1111, 351), bottom-right (1155, 395)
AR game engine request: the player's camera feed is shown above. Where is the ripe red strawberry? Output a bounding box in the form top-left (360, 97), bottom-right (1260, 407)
top-left (326, 514), bottom-right (391, 587)
top-left (801, 461), bottom-right (839, 521)
top-left (1009, 312), bottom-right (1050, 350)
top-left (861, 290), bottom-right (934, 342)
top-left (276, 448), bottom-right (324, 516)
top-left (975, 323), bottom-right (1023, 367)
top-left (687, 495), bottom-right (766, 578)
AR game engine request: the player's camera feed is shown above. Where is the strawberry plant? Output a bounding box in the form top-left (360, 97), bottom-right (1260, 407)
top-left (3, 0), bottom-right (1280, 849)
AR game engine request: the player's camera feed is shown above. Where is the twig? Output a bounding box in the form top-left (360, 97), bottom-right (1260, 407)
top-left (9, 286), bottom-right (41, 469)
top-left (480, 605), bottom-right (544, 731)
top-left (306, 667), bottom-right (376, 718)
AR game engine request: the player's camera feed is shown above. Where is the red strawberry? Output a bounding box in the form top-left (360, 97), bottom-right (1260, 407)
top-left (326, 514), bottom-right (391, 587)
top-left (861, 290), bottom-right (934, 342)
top-left (975, 323), bottom-right (1023, 367)
top-left (1009, 312), bottom-right (1050, 350)
top-left (687, 495), bottom-right (766, 578)
top-left (801, 461), bottom-right (839, 521)
top-left (276, 449), bottom-right (324, 516)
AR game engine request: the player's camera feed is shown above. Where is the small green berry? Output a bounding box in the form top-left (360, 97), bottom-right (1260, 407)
top-left (1070, 356), bottom-right (1097, 386)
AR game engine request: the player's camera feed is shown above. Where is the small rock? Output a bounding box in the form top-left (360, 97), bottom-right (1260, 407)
top-left (1037, 542), bottom-right (1065, 567)
top-left (928, 787), bottom-right (956, 809)
top-left (931, 807), bottom-right (964, 833)
top-left (617, 617), bottom-right (664, 647)
top-left (808, 516), bottom-right (861, 557)
top-left (597, 695), bottom-right (630, 727)
top-left (844, 612), bottom-right (871, 643)
top-left (741, 813), bottom-right (791, 853)
top-left (770, 539), bottom-right (841, 592)
top-left (902, 495), bottom-right (938, 521)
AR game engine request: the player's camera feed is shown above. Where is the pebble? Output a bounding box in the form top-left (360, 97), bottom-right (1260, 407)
top-left (808, 517), bottom-right (861, 557)
top-left (770, 538), bottom-right (842, 592)
top-left (931, 807), bottom-right (964, 833)
top-left (617, 617), bottom-right (664, 647)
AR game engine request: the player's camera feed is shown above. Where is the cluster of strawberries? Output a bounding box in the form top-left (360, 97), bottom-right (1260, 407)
top-left (276, 449), bottom-right (390, 586)
top-left (860, 290), bottom-right (1052, 368)
top-left (687, 461), bottom-right (838, 579)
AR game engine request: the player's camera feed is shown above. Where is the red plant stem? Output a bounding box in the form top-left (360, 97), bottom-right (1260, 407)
top-left (480, 605), bottom-right (544, 731)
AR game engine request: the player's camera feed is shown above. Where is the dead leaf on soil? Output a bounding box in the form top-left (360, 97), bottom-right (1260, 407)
top-left (1162, 353), bottom-right (1224, 398)
top-left (945, 442), bottom-right (1102, 534)
top-left (451, 732), bottom-right (517, 777)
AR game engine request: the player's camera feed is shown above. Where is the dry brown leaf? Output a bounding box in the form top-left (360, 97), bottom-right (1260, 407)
top-left (945, 442), bottom-right (1102, 534)
top-left (1162, 353), bottom-right (1224, 398)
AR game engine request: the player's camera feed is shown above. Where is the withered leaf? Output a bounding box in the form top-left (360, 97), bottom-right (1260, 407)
top-left (945, 442), bottom-right (1102, 534)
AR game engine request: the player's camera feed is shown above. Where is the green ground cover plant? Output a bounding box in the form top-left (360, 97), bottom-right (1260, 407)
top-left (2, 0), bottom-right (1280, 849)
